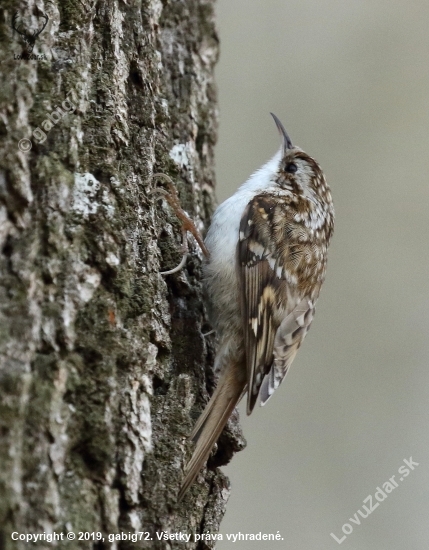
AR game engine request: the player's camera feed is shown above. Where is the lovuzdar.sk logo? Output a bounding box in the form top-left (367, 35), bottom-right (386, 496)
top-left (11, 10), bottom-right (49, 60)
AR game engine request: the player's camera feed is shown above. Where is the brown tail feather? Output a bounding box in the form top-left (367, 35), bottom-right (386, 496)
top-left (178, 362), bottom-right (245, 501)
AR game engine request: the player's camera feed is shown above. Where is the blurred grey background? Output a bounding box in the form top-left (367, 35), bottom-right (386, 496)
top-left (214, 1), bottom-right (429, 548)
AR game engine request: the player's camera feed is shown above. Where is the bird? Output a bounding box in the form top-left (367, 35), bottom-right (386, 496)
top-left (178, 113), bottom-right (334, 500)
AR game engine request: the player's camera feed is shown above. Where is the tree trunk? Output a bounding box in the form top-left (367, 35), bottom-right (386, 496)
top-left (0, 1), bottom-right (243, 548)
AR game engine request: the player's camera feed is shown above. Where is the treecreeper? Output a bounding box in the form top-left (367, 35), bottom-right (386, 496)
top-left (171, 113), bottom-right (335, 499)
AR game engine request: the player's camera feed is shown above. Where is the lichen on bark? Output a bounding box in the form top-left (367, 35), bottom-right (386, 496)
top-left (0, 1), bottom-right (244, 549)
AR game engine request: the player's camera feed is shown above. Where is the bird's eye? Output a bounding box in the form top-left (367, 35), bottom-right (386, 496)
top-left (285, 162), bottom-right (298, 174)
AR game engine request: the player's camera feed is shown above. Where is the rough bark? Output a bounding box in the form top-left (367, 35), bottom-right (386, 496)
top-left (0, 1), bottom-right (244, 549)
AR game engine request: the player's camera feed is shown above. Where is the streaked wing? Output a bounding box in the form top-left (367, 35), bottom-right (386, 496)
top-left (259, 297), bottom-right (315, 405)
top-left (237, 194), bottom-right (286, 415)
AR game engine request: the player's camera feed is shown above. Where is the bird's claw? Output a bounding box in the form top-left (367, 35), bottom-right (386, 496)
top-left (153, 173), bottom-right (209, 275)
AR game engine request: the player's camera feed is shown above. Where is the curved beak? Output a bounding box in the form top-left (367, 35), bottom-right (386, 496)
top-left (270, 112), bottom-right (293, 152)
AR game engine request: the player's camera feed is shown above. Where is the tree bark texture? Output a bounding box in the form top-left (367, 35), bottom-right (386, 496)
top-left (0, 1), bottom-right (244, 548)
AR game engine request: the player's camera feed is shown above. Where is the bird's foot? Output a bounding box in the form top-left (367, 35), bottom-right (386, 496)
top-left (153, 173), bottom-right (209, 275)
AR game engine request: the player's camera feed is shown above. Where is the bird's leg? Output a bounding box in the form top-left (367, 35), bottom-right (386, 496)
top-left (153, 173), bottom-right (209, 275)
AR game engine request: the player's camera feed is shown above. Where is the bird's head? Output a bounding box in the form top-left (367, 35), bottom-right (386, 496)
top-left (270, 113), bottom-right (328, 203)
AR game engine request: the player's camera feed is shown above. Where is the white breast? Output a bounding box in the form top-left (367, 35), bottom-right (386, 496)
top-left (205, 150), bottom-right (281, 267)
